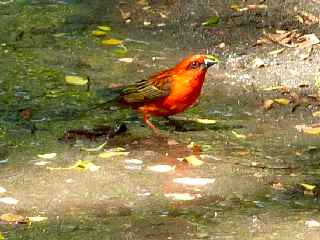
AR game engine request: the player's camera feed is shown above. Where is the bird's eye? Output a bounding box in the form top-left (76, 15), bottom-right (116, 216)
top-left (190, 61), bottom-right (200, 69)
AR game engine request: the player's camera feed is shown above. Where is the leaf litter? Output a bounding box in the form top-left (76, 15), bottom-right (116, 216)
top-left (47, 160), bottom-right (100, 172)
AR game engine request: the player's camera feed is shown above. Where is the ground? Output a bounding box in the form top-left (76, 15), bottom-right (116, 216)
top-left (1, 0), bottom-right (320, 239)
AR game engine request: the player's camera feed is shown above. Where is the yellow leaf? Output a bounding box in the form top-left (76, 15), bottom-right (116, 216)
top-left (300, 183), bottom-right (316, 191)
top-left (194, 118), bottom-right (217, 124)
top-left (274, 98), bottom-right (290, 105)
top-left (27, 216), bottom-right (48, 222)
top-left (183, 155), bottom-right (204, 166)
top-left (303, 127), bottom-right (320, 135)
top-left (230, 4), bottom-right (241, 12)
top-left (99, 151), bottom-right (129, 159)
top-left (312, 111), bottom-right (320, 117)
top-left (37, 153), bottom-right (57, 159)
top-left (263, 99), bottom-right (274, 110)
top-left (0, 232), bottom-right (4, 240)
top-left (91, 30), bottom-right (107, 37)
top-left (81, 141), bottom-right (108, 152)
top-left (65, 76), bottom-right (88, 86)
top-left (262, 86), bottom-right (285, 91)
top-left (97, 25), bottom-right (112, 31)
top-left (0, 213), bottom-right (26, 223)
top-left (102, 38), bottom-right (123, 46)
top-left (232, 131), bottom-right (246, 139)
top-left (71, 160), bottom-right (100, 172)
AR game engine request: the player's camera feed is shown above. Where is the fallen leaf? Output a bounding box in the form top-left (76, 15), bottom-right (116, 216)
top-left (37, 153), bottom-right (56, 159)
top-left (34, 161), bottom-right (50, 166)
top-left (71, 160), bottom-right (100, 172)
top-left (232, 131), bottom-right (246, 139)
top-left (173, 177), bottom-right (215, 186)
top-left (312, 111), bottom-right (320, 117)
top-left (0, 197), bottom-right (18, 205)
top-left (230, 4), bottom-right (241, 12)
top-left (81, 141), bottom-right (107, 152)
top-left (164, 193), bottom-right (201, 201)
top-left (218, 42), bottom-right (225, 48)
top-left (0, 187), bottom-right (6, 194)
top-left (119, 9), bottom-right (131, 20)
top-left (252, 58), bottom-right (265, 68)
top-left (27, 216), bottom-right (48, 222)
top-left (97, 25), bottom-right (112, 31)
top-left (194, 118), bottom-right (217, 124)
top-left (274, 98), bottom-right (290, 105)
top-left (262, 86), bottom-right (286, 91)
top-left (202, 16), bottom-right (220, 27)
top-left (91, 30), bottom-right (107, 37)
top-left (65, 76), bottom-right (88, 86)
top-left (118, 58), bottom-right (133, 63)
top-left (147, 164), bottom-right (175, 173)
top-left (296, 33), bottom-right (320, 48)
top-left (301, 183), bottom-right (316, 191)
top-left (302, 127), bottom-right (320, 135)
top-left (99, 151), bottom-right (129, 159)
top-left (102, 38), bottom-right (123, 46)
top-left (263, 99), bottom-right (274, 110)
top-left (271, 182), bottom-right (285, 191)
top-left (268, 48), bottom-right (285, 55)
top-left (296, 11), bottom-right (320, 25)
top-left (305, 219), bottom-right (320, 228)
top-left (0, 232), bottom-right (4, 240)
top-left (124, 159), bottom-right (143, 165)
top-left (182, 155), bottom-right (204, 166)
top-left (0, 213), bottom-right (26, 224)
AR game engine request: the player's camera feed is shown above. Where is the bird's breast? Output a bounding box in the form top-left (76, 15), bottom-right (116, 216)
top-left (162, 74), bottom-right (205, 113)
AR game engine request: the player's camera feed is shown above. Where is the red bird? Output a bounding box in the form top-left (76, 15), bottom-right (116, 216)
top-left (119, 54), bottom-right (219, 133)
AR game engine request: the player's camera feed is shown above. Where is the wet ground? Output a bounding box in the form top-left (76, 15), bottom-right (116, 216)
top-left (1, 0), bottom-right (320, 239)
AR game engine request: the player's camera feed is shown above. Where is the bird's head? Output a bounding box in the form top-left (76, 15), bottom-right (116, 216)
top-left (174, 54), bottom-right (219, 76)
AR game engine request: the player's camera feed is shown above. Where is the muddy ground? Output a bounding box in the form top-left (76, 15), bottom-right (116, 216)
top-left (1, 0), bottom-right (320, 239)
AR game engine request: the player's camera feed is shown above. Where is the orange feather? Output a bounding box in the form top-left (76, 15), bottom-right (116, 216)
top-left (119, 54), bottom-right (219, 133)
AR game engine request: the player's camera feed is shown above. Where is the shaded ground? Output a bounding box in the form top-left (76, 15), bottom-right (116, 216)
top-left (1, 0), bottom-right (320, 239)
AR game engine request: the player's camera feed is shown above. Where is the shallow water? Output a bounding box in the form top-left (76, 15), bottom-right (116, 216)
top-left (1, 1), bottom-right (320, 239)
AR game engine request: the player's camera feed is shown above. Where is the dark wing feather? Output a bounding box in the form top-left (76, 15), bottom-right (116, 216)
top-left (120, 70), bottom-right (172, 104)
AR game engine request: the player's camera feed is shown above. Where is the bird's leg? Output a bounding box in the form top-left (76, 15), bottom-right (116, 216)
top-left (143, 115), bottom-right (160, 134)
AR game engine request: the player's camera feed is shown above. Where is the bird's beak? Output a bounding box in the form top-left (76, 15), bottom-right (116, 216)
top-left (204, 55), bottom-right (219, 69)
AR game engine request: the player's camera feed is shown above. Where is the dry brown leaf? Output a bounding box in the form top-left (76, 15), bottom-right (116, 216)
top-left (119, 9), bottom-right (131, 20)
top-left (296, 11), bottom-right (320, 25)
top-left (268, 48), bottom-right (285, 55)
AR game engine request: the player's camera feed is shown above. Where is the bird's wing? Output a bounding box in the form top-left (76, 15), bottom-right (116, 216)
top-left (120, 70), bottom-right (172, 103)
